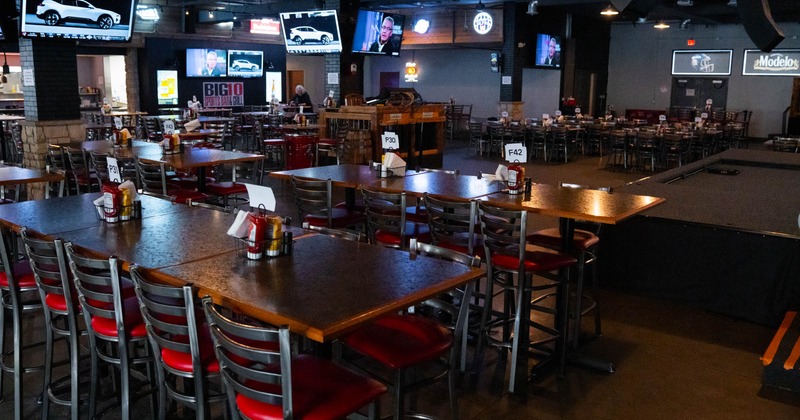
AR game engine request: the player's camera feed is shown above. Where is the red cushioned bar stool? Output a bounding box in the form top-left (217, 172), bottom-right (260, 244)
top-left (474, 202), bottom-right (577, 393)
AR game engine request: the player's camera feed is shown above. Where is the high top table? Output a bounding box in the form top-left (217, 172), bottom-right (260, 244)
top-left (0, 165), bottom-right (65, 199)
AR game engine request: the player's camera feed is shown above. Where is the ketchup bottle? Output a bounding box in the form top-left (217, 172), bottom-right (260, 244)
top-left (102, 183), bottom-right (121, 223)
top-left (246, 212), bottom-right (266, 260)
top-left (507, 164), bottom-right (525, 195)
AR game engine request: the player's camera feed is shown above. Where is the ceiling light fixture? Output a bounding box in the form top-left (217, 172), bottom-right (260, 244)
top-left (527, 0), bottom-right (538, 16)
top-left (414, 19), bottom-right (430, 34)
top-left (476, 0), bottom-right (485, 11)
top-left (600, 5), bottom-right (619, 16)
top-left (654, 21), bottom-right (670, 29)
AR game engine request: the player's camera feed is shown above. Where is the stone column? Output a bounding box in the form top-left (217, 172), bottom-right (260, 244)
top-left (19, 38), bottom-right (85, 199)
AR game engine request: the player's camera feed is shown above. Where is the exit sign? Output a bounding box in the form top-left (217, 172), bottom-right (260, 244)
top-left (687, 38), bottom-right (696, 46)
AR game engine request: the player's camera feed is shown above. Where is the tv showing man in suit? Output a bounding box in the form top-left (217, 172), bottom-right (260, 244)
top-left (536, 34), bottom-right (561, 67)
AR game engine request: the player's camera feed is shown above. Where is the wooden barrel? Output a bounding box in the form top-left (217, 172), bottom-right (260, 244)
top-left (341, 130), bottom-right (373, 165)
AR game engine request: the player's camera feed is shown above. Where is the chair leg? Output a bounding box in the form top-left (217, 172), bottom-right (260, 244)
top-left (393, 369), bottom-right (405, 420)
top-left (41, 315), bottom-right (54, 420)
top-left (13, 305), bottom-right (23, 420)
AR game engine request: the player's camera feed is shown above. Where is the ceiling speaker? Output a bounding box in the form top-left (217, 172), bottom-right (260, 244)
top-left (737, 0), bottom-right (784, 52)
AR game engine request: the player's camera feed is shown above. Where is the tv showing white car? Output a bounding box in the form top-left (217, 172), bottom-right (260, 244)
top-left (289, 26), bottom-right (334, 45)
top-left (36, 0), bottom-right (121, 29)
top-left (231, 60), bottom-right (259, 71)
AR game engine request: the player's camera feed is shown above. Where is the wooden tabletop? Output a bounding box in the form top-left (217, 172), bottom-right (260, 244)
top-left (0, 166), bottom-right (64, 186)
top-left (271, 164), bottom-right (422, 189)
top-left (139, 148), bottom-right (264, 170)
top-left (0, 193), bottom-right (189, 235)
top-left (148, 234), bottom-right (484, 342)
top-left (482, 184), bottom-right (665, 224)
top-left (0, 115), bottom-right (25, 121)
top-left (370, 171), bottom-right (504, 199)
top-left (197, 116), bottom-right (236, 124)
top-left (104, 111), bottom-right (148, 117)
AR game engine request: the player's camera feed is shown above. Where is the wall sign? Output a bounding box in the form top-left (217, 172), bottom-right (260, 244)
top-left (473, 12), bottom-right (493, 35)
top-left (742, 49), bottom-right (800, 76)
top-left (671, 50), bottom-right (732, 76)
top-left (203, 82), bottom-right (244, 107)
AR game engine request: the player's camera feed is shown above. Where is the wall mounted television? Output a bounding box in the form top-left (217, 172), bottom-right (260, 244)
top-left (20, 0), bottom-right (137, 42)
top-left (186, 48), bottom-right (228, 78)
top-left (228, 50), bottom-right (263, 78)
top-left (533, 33), bottom-right (561, 68)
top-left (352, 10), bottom-right (405, 57)
top-left (280, 10), bottom-right (342, 54)
top-left (672, 50), bottom-right (733, 76)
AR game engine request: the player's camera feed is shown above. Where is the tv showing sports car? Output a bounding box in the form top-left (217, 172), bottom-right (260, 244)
top-left (279, 10), bottom-right (342, 54)
top-left (228, 50), bottom-right (263, 78)
top-left (20, 0), bottom-right (136, 42)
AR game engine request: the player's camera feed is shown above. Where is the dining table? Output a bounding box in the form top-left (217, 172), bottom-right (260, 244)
top-left (0, 165), bottom-right (66, 199)
top-left (0, 195), bottom-right (484, 348)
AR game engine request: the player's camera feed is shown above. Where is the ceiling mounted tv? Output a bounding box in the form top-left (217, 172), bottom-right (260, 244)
top-left (228, 50), bottom-right (263, 78)
top-left (186, 48), bottom-right (228, 78)
top-left (352, 10), bottom-right (406, 57)
top-left (533, 33), bottom-right (561, 68)
top-left (279, 10), bottom-right (342, 54)
top-left (20, 0), bottom-right (137, 42)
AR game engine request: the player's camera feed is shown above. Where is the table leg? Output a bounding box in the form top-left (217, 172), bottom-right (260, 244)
top-left (345, 187), bottom-right (356, 210)
top-left (558, 217), bottom-right (615, 374)
top-left (197, 167), bottom-right (207, 192)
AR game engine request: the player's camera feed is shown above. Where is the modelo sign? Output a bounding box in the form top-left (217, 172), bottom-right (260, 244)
top-left (743, 49), bottom-right (800, 76)
top-left (203, 82), bottom-right (244, 107)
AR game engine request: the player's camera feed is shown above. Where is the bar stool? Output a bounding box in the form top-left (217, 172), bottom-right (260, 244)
top-left (361, 186), bottom-right (430, 249)
top-left (339, 242), bottom-right (480, 419)
top-left (526, 183), bottom-right (610, 349)
top-left (20, 229), bottom-right (84, 420)
top-left (315, 137), bottom-right (343, 166)
top-left (65, 243), bottom-right (156, 420)
top-left (474, 202), bottom-right (577, 393)
top-left (0, 228), bottom-right (45, 420)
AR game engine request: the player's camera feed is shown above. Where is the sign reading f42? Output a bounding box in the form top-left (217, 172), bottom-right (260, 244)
top-left (743, 49), bottom-right (800, 76)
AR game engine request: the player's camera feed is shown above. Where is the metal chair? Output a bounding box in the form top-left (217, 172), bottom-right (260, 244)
top-left (202, 297), bottom-right (387, 419)
top-left (20, 229), bottom-right (83, 420)
top-left (292, 175), bottom-right (365, 229)
top-left (339, 241), bottom-right (480, 420)
top-left (135, 157), bottom-right (209, 204)
top-left (474, 202), bottom-right (577, 393)
top-left (361, 186), bottom-right (430, 249)
top-left (130, 266), bottom-right (226, 420)
top-left (526, 183), bottom-right (611, 350)
top-left (0, 228), bottom-right (45, 420)
top-left (65, 242), bottom-right (156, 420)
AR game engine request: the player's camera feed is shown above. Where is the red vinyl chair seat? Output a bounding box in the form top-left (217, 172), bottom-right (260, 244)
top-left (205, 181), bottom-right (248, 196)
top-left (304, 208), bottom-right (365, 229)
top-left (0, 261), bottom-right (36, 288)
top-left (89, 297), bottom-right (147, 338)
top-left (235, 354), bottom-right (387, 420)
top-left (526, 228), bottom-right (599, 251)
top-left (436, 236), bottom-right (486, 258)
top-left (342, 314), bottom-right (452, 370)
top-left (374, 223), bottom-right (431, 246)
top-left (491, 250), bottom-right (577, 273)
top-left (161, 346), bottom-right (220, 374)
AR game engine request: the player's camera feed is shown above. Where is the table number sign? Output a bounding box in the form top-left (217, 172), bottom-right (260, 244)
top-left (659, 115), bottom-right (667, 122)
top-left (575, 107), bottom-right (581, 114)
top-left (701, 112), bottom-right (709, 119)
top-left (106, 157), bottom-right (123, 183)
top-left (163, 120), bottom-right (176, 135)
top-left (555, 110), bottom-right (562, 116)
top-left (113, 117), bottom-right (123, 130)
top-left (504, 143), bottom-right (527, 164)
top-left (382, 131), bottom-right (400, 150)
top-left (695, 117), bottom-right (703, 123)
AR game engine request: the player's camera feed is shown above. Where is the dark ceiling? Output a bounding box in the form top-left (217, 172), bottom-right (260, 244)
top-left (141, 0), bottom-right (800, 26)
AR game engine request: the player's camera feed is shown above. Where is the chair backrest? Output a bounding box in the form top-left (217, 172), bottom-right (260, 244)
top-left (142, 117), bottom-right (163, 142)
top-left (90, 151), bottom-right (110, 187)
top-left (20, 228), bottom-right (75, 315)
top-left (478, 202), bottom-right (528, 273)
top-left (423, 194), bottom-right (479, 256)
top-left (65, 148), bottom-right (90, 179)
top-left (47, 146), bottom-right (69, 171)
top-left (361, 186), bottom-right (408, 247)
top-left (202, 297), bottom-right (293, 417)
top-left (302, 222), bottom-right (365, 242)
top-left (64, 242), bottom-right (131, 343)
top-left (130, 266), bottom-right (207, 380)
top-left (344, 93), bottom-right (364, 106)
top-left (292, 175), bottom-right (335, 228)
top-left (135, 157), bottom-right (169, 197)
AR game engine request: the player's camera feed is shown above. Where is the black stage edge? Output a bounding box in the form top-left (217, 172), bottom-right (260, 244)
top-left (601, 149), bottom-right (800, 327)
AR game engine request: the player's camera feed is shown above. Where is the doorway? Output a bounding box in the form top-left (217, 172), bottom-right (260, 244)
top-left (379, 72), bottom-right (400, 92)
top-left (287, 70), bottom-right (305, 101)
top-left (670, 77), bottom-right (728, 112)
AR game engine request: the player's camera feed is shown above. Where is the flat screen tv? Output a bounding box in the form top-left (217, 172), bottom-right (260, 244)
top-left (20, 0), bottom-right (137, 42)
top-left (352, 10), bottom-right (405, 57)
top-left (533, 33), bottom-right (561, 68)
top-left (228, 50), bottom-right (263, 78)
top-left (280, 10), bottom-right (342, 54)
top-left (186, 48), bottom-right (228, 78)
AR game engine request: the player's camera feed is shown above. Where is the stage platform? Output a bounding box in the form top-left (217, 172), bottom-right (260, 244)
top-left (602, 149), bottom-right (800, 326)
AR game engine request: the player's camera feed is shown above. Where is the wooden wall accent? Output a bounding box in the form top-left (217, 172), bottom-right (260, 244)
top-left (399, 9), bottom-right (503, 46)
